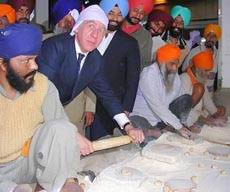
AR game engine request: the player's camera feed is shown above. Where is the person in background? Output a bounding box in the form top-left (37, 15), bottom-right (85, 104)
top-left (0, 4), bottom-right (16, 29)
top-left (122, 0), bottom-right (153, 71)
top-left (7, 0), bottom-right (35, 24)
top-left (145, 9), bottom-right (173, 60)
top-left (181, 24), bottom-right (225, 122)
top-left (180, 51), bottom-right (227, 131)
top-left (90, 0), bottom-right (140, 140)
top-left (162, 5), bottom-right (192, 67)
top-left (0, 24), bottom-right (85, 192)
top-left (51, 0), bottom-right (82, 34)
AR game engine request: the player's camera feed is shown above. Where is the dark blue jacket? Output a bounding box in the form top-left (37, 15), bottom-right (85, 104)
top-left (91, 30), bottom-right (140, 139)
top-left (37, 33), bottom-right (124, 117)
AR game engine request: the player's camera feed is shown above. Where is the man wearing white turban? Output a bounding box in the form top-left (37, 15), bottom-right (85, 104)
top-left (90, 0), bottom-right (141, 140)
top-left (37, 5), bottom-right (145, 148)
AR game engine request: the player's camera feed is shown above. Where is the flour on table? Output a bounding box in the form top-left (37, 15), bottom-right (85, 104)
top-left (167, 133), bottom-right (203, 145)
top-left (208, 145), bottom-right (230, 157)
top-left (163, 179), bottom-right (196, 192)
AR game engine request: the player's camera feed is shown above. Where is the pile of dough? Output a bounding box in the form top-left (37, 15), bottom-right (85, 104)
top-left (199, 125), bottom-right (230, 145)
top-left (142, 143), bottom-right (183, 164)
top-left (163, 179), bottom-right (196, 192)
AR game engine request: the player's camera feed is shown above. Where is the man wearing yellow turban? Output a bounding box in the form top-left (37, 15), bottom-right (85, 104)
top-left (130, 44), bottom-right (204, 140)
top-left (122, 0), bottom-right (154, 71)
top-left (0, 4), bottom-right (16, 29)
top-left (180, 51), bottom-right (226, 131)
top-left (181, 23), bottom-right (225, 126)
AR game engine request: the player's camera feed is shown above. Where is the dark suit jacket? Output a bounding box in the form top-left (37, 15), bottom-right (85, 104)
top-left (36, 33), bottom-right (123, 118)
top-left (91, 30), bottom-right (140, 139)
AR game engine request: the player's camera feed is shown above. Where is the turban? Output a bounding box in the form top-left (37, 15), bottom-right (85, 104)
top-left (8, 0), bottom-right (35, 14)
top-left (147, 9), bottom-right (173, 28)
top-left (204, 24), bottom-right (221, 40)
top-left (128, 0), bottom-right (154, 15)
top-left (0, 4), bottom-right (16, 24)
top-left (156, 44), bottom-right (181, 63)
top-left (192, 51), bottom-right (213, 71)
top-left (100, 0), bottom-right (129, 18)
top-left (0, 24), bottom-right (42, 59)
top-left (70, 5), bottom-right (108, 36)
top-left (171, 5), bottom-right (191, 27)
top-left (51, 0), bottom-right (82, 25)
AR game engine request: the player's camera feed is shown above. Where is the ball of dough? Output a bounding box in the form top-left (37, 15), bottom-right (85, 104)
top-left (154, 180), bottom-right (163, 187)
top-left (191, 176), bottom-right (198, 184)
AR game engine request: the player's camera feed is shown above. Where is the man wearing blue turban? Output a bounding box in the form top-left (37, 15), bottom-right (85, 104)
top-left (162, 5), bottom-right (192, 68)
top-left (171, 5), bottom-right (191, 28)
top-left (90, 0), bottom-right (141, 140)
top-left (51, 0), bottom-right (82, 34)
top-left (0, 24), bottom-right (87, 192)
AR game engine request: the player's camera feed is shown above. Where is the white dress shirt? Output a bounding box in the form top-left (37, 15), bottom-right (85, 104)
top-left (97, 31), bottom-right (116, 55)
top-left (130, 63), bottom-right (185, 130)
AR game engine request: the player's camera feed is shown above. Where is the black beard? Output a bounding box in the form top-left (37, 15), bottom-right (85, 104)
top-left (205, 41), bottom-right (214, 49)
top-left (169, 27), bottom-right (182, 38)
top-left (126, 15), bottom-right (140, 25)
top-left (151, 31), bottom-right (162, 37)
top-left (108, 21), bottom-right (121, 31)
top-left (17, 17), bottom-right (30, 24)
top-left (6, 63), bottom-right (36, 94)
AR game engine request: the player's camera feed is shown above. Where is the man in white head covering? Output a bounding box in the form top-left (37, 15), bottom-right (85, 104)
top-left (37, 5), bottom-right (145, 148)
top-left (90, 0), bottom-right (141, 140)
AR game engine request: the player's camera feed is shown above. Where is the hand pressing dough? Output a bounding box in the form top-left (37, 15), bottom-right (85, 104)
top-left (142, 143), bottom-right (183, 164)
top-left (191, 176), bottom-right (198, 184)
top-left (154, 180), bottom-right (163, 187)
top-left (163, 179), bottom-right (196, 192)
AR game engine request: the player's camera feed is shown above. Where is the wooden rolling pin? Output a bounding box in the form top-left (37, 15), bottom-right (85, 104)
top-left (92, 136), bottom-right (133, 151)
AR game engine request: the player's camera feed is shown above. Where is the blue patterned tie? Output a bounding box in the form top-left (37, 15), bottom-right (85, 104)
top-left (77, 53), bottom-right (85, 75)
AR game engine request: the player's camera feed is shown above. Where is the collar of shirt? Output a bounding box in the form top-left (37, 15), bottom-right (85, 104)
top-left (0, 84), bottom-right (35, 100)
top-left (97, 31), bottom-right (116, 55)
top-left (74, 40), bottom-right (89, 71)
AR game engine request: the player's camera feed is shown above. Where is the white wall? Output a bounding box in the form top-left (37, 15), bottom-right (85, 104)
top-left (35, 0), bottom-right (49, 29)
top-left (220, 0), bottom-right (230, 88)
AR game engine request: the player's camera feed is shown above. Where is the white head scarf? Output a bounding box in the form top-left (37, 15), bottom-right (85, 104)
top-left (70, 5), bottom-right (108, 36)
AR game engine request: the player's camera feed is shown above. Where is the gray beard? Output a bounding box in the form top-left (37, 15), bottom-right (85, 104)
top-left (159, 64), bottom-right (176, 94)
top-left (196, 71), bottom-right (206, 84)
top-left (54, 25), bottom-right (70, 34)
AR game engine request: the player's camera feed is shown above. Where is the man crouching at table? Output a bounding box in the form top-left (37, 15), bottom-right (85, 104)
top-left (0, 24), bottom-right (85, 192)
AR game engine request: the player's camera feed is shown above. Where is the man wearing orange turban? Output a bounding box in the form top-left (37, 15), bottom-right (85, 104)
top-left (129, 44), bottom-right (204, 140)
top-left (0, 4), bottom-right (16, 29)
top-left (181, 23), bottom-right (224, 125)
top-left (180, 50), bottom-right (226, 130)
top-left (122, 0), bottom-right (154, 71)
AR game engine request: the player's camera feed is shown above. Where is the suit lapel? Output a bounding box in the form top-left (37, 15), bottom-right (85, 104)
top-left (103, 31), bottom-right (121, 56)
